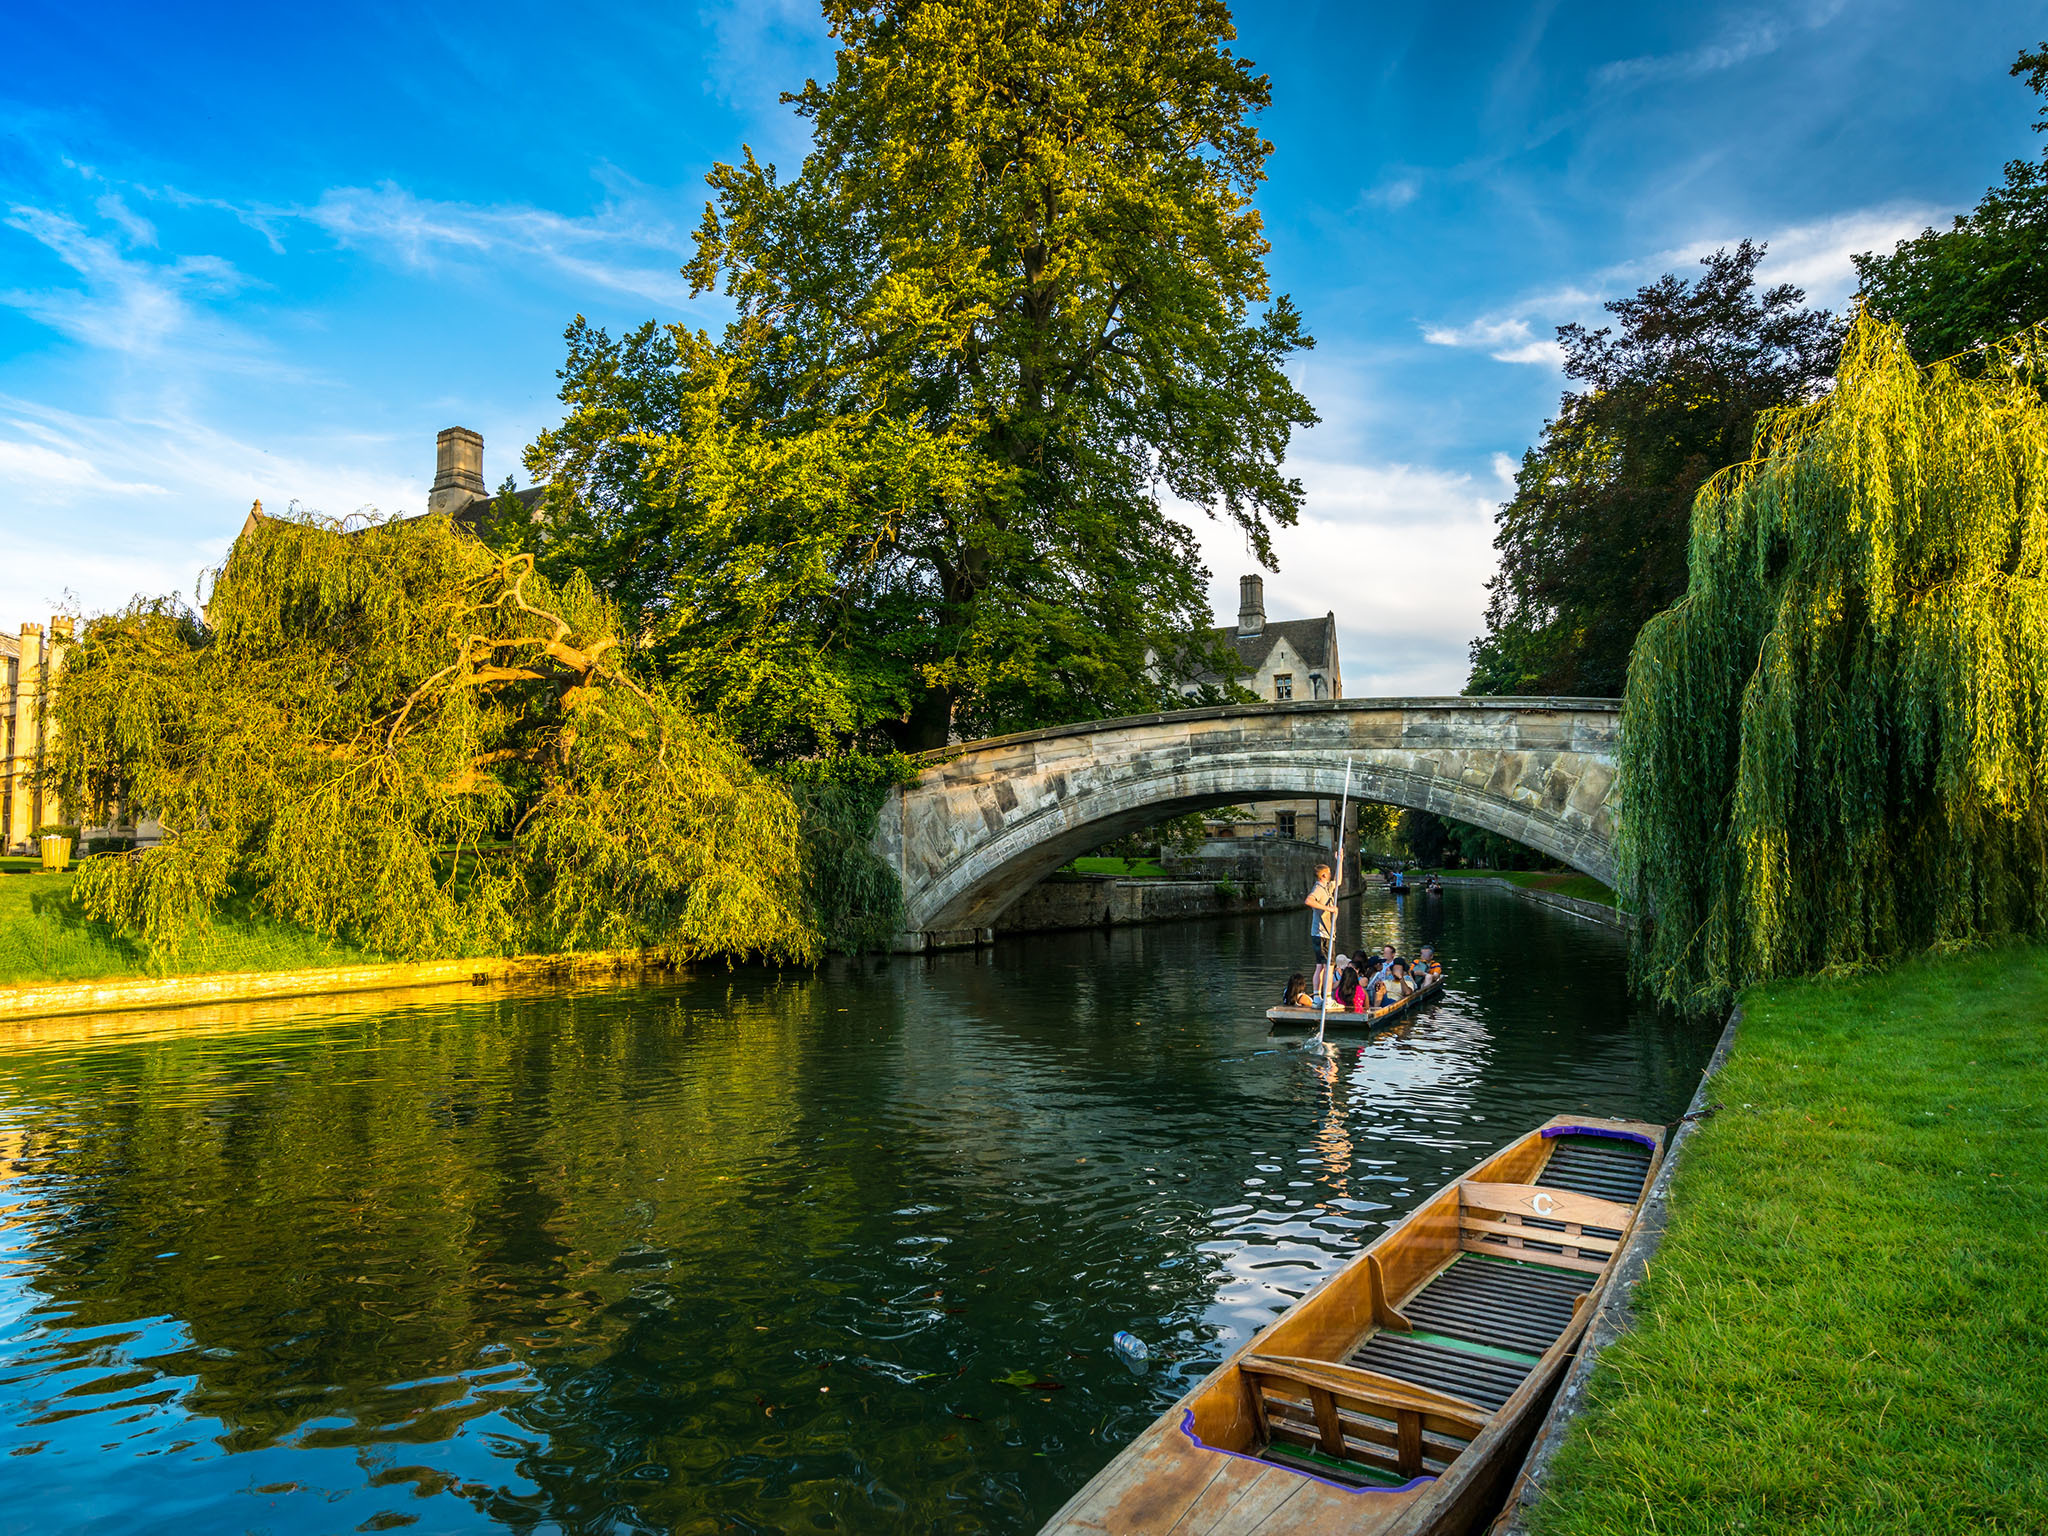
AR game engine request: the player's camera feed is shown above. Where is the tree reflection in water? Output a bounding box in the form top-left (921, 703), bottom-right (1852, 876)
top-left (0, 891), bottom-right (1716, 1534)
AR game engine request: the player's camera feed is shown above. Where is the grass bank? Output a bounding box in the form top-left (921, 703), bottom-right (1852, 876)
top-left (1062, 856), bottom-right (1172, 878)
top-left (1421, 868), bottom-right (1616, 906)
top-left (0, 873), bottom-right (380, 984)
top-left (1530, 945), bottom-right (2048, 1534)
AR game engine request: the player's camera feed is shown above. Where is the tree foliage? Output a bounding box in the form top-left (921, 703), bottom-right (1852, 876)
top-left (1856, 45), bottom-right (2048, 365)
top-left (527, 0), bottom-right (1315, 757)
top-left (1620, 315), bottom-right (2048, 1011)
top-left (50, 512), bottom-right (818, 968)
top-left (1469, 244), bottom-right (1842, 697)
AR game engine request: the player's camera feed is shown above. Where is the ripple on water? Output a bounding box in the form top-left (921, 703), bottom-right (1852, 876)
top-left (0, 890), bottom-right (1717, 1533)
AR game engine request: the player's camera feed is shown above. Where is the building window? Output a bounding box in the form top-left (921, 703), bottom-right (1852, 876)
top-left (1309, 672), bottom-right (1324, 699)
top-left (1275, 810), bottom-right (1297, 839)
top-left (1274, 673), bottom-right (1294, 701)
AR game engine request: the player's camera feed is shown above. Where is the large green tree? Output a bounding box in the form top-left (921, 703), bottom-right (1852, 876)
top-left (1621, 317), bottom-right (2048, 1010)
top-left (51, 512), bottom-right (817, 967)
top-left (528, 0), bottom-right (1315, 757)
top-left (1468, 243), bottom-right (1842, 697)
top-left (1855, 45), bottom-right (2048, 363)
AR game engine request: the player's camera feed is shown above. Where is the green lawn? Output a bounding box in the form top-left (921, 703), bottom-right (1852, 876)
top-left (0, 872), bottom-right (381, 985)
top-left (1422, 867), bottom-right (1617, 906)
top-left (1065, 856), bottom-right (1172, 878)
top-left (1530, 945), bottom-right (2048, 1535)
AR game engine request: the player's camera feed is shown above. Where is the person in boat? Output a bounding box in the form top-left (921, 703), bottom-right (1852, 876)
top-left (1281, 972), bottom-right (1315, 1009)
top-left (1411, 945), bottom-right (1441, 986)
top-left (1333, 961), bottom-right (1369, 1012)
top-left (1304, 862), bottom-right (1340, 994)
top-left (1368, 959), bottom-right (1414, 1010)
top-left (1367, 941), bottom-right (1401, 982)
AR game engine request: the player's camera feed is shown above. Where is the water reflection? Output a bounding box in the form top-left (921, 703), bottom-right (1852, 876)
top-left (0, 887), bottom-right (1716, 1535)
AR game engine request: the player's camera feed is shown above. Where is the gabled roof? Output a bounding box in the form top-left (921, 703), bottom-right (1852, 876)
top-left (1221, 615), bottom-right (1333, 675)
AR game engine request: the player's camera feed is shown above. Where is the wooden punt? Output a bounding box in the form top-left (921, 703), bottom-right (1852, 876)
top-left (1265, 976), bottom-right (1444, 1030)
top-left (1036, 1114), bottom-right (1665, 1536)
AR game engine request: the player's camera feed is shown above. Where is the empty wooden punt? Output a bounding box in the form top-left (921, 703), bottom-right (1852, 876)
top-left (1265, 976), bottom-right (1444, 1030)
top-left (1036, 1115), bottom-right (1664, 1536)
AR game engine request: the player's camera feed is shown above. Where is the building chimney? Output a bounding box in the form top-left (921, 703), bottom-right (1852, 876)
top-left (1237, 574), bottom-right (1265, 637)
top-left (428, 426), bottom-right (487, 516)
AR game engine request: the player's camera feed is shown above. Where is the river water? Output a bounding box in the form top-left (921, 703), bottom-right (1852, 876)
top-left (0, 886), bottom-right (1717, 1535)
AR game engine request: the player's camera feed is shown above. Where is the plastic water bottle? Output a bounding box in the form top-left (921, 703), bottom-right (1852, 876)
top-left (1113, 1331), bottom-right (1149, 1373)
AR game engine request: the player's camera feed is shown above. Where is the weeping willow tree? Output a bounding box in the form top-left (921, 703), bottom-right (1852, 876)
top-left (51, 510), bottom-right (819, 968)
top-left (1621, 313), bottom-right (2048, 1010)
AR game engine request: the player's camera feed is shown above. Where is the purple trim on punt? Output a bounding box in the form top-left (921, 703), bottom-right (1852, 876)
top-left (1541, 1124), bottom-right (1660, 1151)
top-left (1177, 1410), bottom-right (1436, 1497)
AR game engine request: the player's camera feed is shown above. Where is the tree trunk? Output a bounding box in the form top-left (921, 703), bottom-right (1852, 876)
top-left (885, 684), bottom-right (956, 753)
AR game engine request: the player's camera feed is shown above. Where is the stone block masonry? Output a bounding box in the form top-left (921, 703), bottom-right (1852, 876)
top-left (876, 697), bottom-right (1621, 950)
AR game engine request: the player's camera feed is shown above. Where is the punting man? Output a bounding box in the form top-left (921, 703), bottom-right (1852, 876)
top-left (1305, 861), bottom-right (1341, 996)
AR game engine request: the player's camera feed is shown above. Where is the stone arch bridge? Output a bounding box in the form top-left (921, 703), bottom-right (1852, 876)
top-left (873, 697), bottom-right (1621, 950)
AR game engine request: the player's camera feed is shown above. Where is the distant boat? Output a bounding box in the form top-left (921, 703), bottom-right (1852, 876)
top-left (1036, 1114), bottom-right (1665, 1536)
top-left (1265, 975), bottom-right (1443, 1030)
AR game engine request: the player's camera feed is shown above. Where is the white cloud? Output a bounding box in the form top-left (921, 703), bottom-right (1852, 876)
top-left (1596, 2), bottom-right (1846, 89)
top-left (1649, 204), bottom-right (1946, 307)
top-left (1186, 455), bottom-right (1501, 696)
top-left (303, 182), bottom-right (699, 306)
top-left (0, 204), bottom-right (260, 362)
top-left (1419, 199), bottom-right (1944, 380)
top-left (1489, 339), bottom-right (1564, 366)
top-left (1365, 176), bottom-right (1421, 210)
top-left (0, 433), bottom-right (166, 497)
top-left (0, 394), bottom-right (426, 623)
top-left (93, 192), bottom-right (156, 247)
top-left (1422, 314), bottom-right (1562, 366)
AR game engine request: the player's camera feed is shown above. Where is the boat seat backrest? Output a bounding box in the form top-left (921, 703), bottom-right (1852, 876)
top-left (1455, 1181), bottom-right (1635, 1274)
top-left (1241, 1353), bottom-right (1488, 1481)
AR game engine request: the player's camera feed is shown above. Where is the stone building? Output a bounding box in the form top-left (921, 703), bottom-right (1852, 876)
top-left (423, 425), bottom-right (547, 526)
top-left (2, 616), bottom-right (164, 855)
top-left (1182, 574), bottom-right (1344, 847)
top-left (1, 618), bottom-right (71, 854)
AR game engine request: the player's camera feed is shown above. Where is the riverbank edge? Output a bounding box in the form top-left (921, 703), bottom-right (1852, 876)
top-left (1427, 875), bottom-right (1633, 931)
top-left (1492, 1003), bottom-right (1743, 1534)
top-left (0, 949), bottom-right (670, 1022)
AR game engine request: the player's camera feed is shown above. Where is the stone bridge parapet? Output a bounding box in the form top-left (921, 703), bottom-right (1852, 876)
top-left (875, 697), bottom-right (1622, 950)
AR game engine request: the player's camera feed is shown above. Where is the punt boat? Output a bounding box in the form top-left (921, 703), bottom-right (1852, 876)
top-left (1036, 1114), bottom-right (1664, 1536)
top-left (1265, 975), bottom-right (1444, 1030)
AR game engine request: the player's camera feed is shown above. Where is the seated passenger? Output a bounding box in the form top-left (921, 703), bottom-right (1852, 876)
top-left (1334, 963), bottom-right (1367, 1011)
top-left (1281, 972), bottom-right (1315, 1009)
top-left (1412, 946), bottom-right (1440, 985)
top-left (1369, 960), bottom-right (1414, 1010)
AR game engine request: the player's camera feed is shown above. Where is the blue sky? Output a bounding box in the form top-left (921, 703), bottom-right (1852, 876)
top-left (2, 0), bottom-right (2038, 692)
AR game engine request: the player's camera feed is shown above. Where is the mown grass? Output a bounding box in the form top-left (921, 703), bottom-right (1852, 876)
top-left (1530, 944), bottom-right (2048, 1535)
top-left (0, 873), bottom-right (380, 985)
top-left (1421, 867), bottom-right (1617, 906)
top-left (1064, 856), bottom-right (1173, 878)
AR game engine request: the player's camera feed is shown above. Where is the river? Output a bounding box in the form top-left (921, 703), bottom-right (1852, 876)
top-left (0, 885), bottom-right (1718, 1535)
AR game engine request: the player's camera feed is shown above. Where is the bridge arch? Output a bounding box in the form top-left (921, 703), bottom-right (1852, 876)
top-left (873, 697), bottom-right (1621, 947)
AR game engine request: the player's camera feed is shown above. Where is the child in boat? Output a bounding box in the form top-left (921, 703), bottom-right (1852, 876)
top-left (1281, 972), bottom-right (1315, 1009)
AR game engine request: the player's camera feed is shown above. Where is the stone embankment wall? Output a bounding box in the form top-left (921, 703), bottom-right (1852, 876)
top-left (994, 838), bottom-right (1330, 936)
